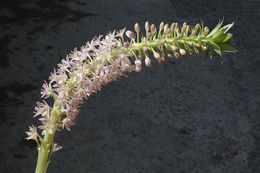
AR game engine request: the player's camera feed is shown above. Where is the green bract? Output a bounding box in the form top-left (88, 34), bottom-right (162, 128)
top-left (207, 19), bottom-right (237, 58)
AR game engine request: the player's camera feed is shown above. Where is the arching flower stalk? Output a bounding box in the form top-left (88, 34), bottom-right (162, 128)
top-left (26, 19), bottom-right (237, 173)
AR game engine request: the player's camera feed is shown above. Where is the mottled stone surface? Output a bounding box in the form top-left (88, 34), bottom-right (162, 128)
top-left (0, 0), bottom-right (259, 172)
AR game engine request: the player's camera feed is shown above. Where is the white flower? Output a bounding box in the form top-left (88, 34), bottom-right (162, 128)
top-left (52, 143), bottom-right (62, 152)
top-left (25, 125), bottom-right (38, 141)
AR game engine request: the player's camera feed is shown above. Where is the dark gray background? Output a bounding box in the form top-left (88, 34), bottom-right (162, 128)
top-left (0, 0), bottom-right (259, 172)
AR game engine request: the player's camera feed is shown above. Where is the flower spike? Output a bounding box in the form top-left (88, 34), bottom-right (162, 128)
top-left (26, 19), bottom-right (237, 173)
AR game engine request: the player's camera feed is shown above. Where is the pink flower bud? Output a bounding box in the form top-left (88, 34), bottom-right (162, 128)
top-left (186, 25), bottom-right (190, 32)
top-left (134, 59), bottom-right (142, 67)
top-left (179, 49), bottom-right (187, 57)
top-left (150, 24), bottom-right (156, 33)
top-left (189, 49), bottom-right (194, 56)
top-left (145, 21), bottom-right (150, 32)
top-left (202, 46), bottom-right (208, 51)
top-left (124, 42), bottom-right (130, 48)
top-left (164, 24), bottom-right (169, 33)
top-left (143, 47), bottom-right (148, 52)
top-left (181, 22), bottom-right (187, 32)
top-left (171, 45), bottom-right (178, 52)
top-left (134, 23), bottom-right (140, 33)
top-left (175, 23), bottom-right (179, 31)
top-left (167, 54), bottom-right (174, 62)
top-left (204, 26), bottom-right (209, 35)
top-left (125, 30), bottom-right (134, 39)
top-left (188, 42), bottom-right (193, 46)
top-left (161, 53), bottom-right (166, 63)
top-left (166, 28), bottom-right (171, 34)
top-left (138, 54), bottom-right (143, 60)
top-left (120, 58), bottom-right (132, 72)
top-left (135, 65), bottom-right (142, 72)
top-left (159, 22), bottom-right (164, 31)
top-left (174, 52), bottom-right (180, 60)
top-left (146, 32), bottom-right (152, 39)
top-left (145, 57), bottom-right (152, 68)
top-left (177, 33), bottom-right (182, 38)
top-left (195, 48), bottom-right (200, 55)
top-left (160, 39), bottom-right (166, 44)
top-left (170, 23), bottom-right (175, 31)
top-left (195, 23), bottom-right (200, 31)
top-left (153, 52), bottom-right (161, 60)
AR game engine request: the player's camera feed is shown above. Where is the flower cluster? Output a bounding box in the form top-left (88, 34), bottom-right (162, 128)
top-left (26, 20), bottom-right (236, 154)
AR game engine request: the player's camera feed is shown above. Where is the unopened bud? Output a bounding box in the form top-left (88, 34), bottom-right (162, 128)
top-left (164, 24), bottom-right (169, 33)
top-left (186, 25), bottom-right (190, 32)
top-left (124, 42), bottom-right (130, 48)
top-left (125, 30), bottom-right (134, 39)
top-left (179, 49), bottom-right (187, 57)
top-left (145, 57), bottom-right (152, 68)
top-left (202, 46), bottom-right (208, 51)
top-left (134, 23), bottom-right (140, 33)
top-left (135, 65), bottom-right (142, 72)
top-left (195, 48), bottom-right (200, 55)
top-left (167, 54), bottom-right (174, 62)
top-left (175, 23), bottom-right (179, 30)
top-left (170, 23), bottom-right (176, 31)
top-left (166, 28), bottom-right (171, 34)
top-left (150, 24), bottom-right (156, 33)
top-left (161, 53), bottom-right (166, 63)
top-left (145, 21), bottom-right (150, 32)
top-left (143, 47), bottom-right (148, 52)
top-left (195, 24), bottom-right (200, 31)
top-left (174, 52), bottom-right (180, 60)
top-left (154, 27), bottom-right (157, 34)
top-left (146, 32), bottom-right (152, 39)
top-left (134, 59), bottom-right (142, 66)
top-left (196, 43), bottom-right (200, 48)
top-left (204, 27), bottom-right (209, 35)
top-left (159, 22), bottom-right (164, 31)
top-left (188, 42), bottom-right (193, 46)
top-left (189, 49), bottom-right (194, 56)
top-left (177, 33), bottom-right (182, 38)
top-left (138, 54), bottom-right (143, 60)
top-left (171, 45), bottom-right (178, 52)
top-left (160, 39), bottom-right (166, 44)
top-left (192, 30), bottom-right (197, 35)
top-left (153, 52), bottom-right (161, 60)
top-left (181, 22), bottom-right (187, 32)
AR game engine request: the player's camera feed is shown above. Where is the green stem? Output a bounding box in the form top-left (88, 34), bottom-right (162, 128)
top-left (126, 37), bottom-right (209, 52)
top-left (35, 107), bottom-right (60, 173)
top-left (35, 146), bottom-right (50, 173)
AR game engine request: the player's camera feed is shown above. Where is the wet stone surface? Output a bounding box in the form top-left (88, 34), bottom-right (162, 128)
top-left (0, 0), bottom-right (259, 172)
